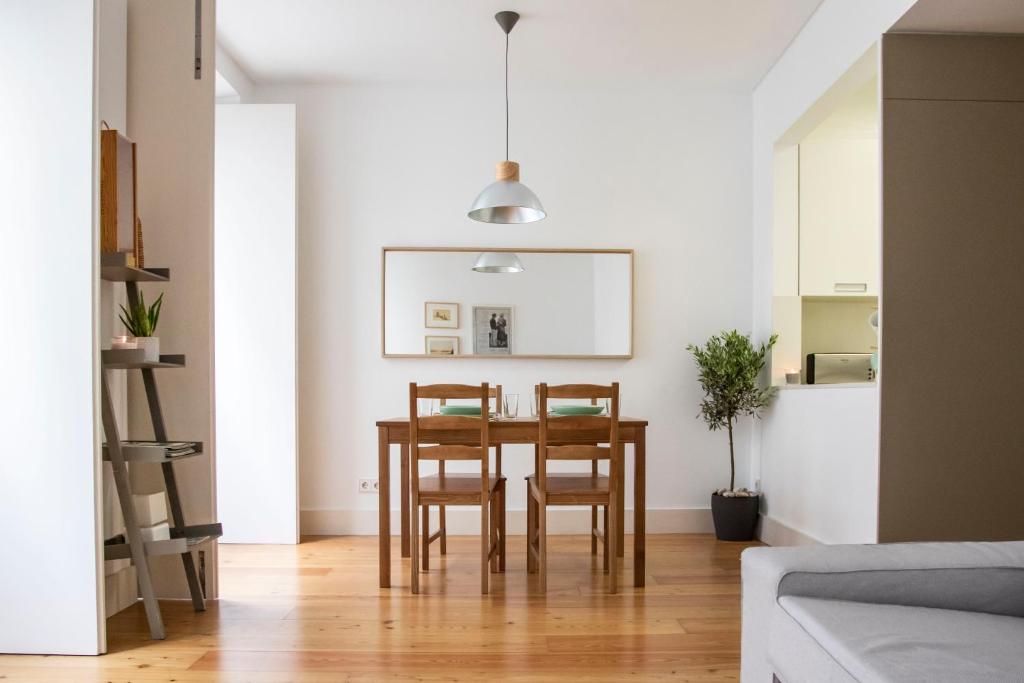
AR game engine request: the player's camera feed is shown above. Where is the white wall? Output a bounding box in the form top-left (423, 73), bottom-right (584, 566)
top-left (0, 0), bottom-right (102, 655)
top-left (127, 0), bottom-right (218, 597)
top-left (759, 386), bottom-right (880, 544)
top-left (249, 84), bottom-right (754, 534)
top-left (215, 103), bottom-right (298, 544)
top-left (750, 0), bottom-right (916, 552)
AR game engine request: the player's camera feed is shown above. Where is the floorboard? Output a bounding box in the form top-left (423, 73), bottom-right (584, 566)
top-left (0, 534), bottom-right (756, 682)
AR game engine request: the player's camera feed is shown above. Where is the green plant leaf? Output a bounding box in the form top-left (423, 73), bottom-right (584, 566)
top-left (687, 330), bottom-right (778, 490)
top-left (117, 291), bottom-right (164, 337)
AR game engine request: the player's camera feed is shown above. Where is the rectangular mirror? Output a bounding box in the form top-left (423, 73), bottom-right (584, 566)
top-left (382, 247), bottom-right (634, 358)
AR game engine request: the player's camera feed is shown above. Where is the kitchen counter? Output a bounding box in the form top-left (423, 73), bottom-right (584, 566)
top-left (777, 381), bottom-right (877, 390)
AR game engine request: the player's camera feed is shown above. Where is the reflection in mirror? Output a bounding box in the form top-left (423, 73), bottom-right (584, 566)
top-left (382, 248), bottom-right (633, 358)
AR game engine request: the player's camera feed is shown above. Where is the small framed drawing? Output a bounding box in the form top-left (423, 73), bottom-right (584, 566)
top-left (473, 306), bottom-right (513, 355)
top-left (425, 335), bottom-right (459, 356)
top-left (425, 301), bottom-right (459, 329)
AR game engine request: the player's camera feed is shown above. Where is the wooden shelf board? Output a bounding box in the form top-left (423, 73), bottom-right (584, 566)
top-left (104, 527), bottom-right (222, 562)
top-left (102, 441), bottom-right (203, 464)
top-left (102, 349), bottom-right (186, 369)
top-left (100, 265), bottom-right (170, 282)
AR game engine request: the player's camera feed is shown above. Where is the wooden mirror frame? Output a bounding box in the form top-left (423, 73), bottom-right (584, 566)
top-left (381, 247), bottom-right (635, 359)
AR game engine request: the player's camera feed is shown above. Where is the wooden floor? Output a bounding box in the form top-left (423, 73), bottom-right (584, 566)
top-left (0, 534), bottom-right (756, 682)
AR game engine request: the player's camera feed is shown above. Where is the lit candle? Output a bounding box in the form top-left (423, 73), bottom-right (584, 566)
top-left (111, 335), bottom-right (137, 350)
top-left (785, 369), bottom-right (801, 385)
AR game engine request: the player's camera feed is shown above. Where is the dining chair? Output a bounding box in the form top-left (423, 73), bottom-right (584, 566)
top-left (435, 385), bottom-right (502, 566)
top-left (410, 383), bottom-right (506, 594)
top-left (527, 382), bottom-right (621, 593)
top-left (531, 386), bottom-right (606, 559)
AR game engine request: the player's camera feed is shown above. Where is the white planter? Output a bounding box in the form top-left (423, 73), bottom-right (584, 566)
top-left (134, 336), bottom-right (160, 362)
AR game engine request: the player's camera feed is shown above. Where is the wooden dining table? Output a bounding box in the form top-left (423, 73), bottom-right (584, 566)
top-left (376, 415), bottom-right (649, 589)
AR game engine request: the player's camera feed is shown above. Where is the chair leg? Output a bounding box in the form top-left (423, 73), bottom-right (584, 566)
top-left (421, 505), bottom-right (430, 571)
top-left (603, 505), bottom-right (610, 572)
top-left (439, 505), bottom-right (447, 555)
top-left (480, 493), bottom-right (490, 595)
top-left (489, 492), bottom-right (499, 574)
top-left (410, 497), bottom-right (420, 594)
top-left (608, 498), bottom-right (618, 594)
top-left (591, 505), bottom-right (598, 555)
top-left (499, 480), bottom-right (506, 573)
top-left (538, 497), bottom-right (547, 593)
top-left (526, 485), bottom-right (536, 573)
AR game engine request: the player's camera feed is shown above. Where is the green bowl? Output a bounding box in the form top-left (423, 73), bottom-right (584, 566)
top-left (550, 405), bottom-right (604, 416)
top-left (439, 405), bottom-right (482, 416)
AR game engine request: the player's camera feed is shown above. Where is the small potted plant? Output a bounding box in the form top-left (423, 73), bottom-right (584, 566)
top-left (119, 292), bottom-right (164, 362)
top-left (687, 330), bottom-right (777, 541)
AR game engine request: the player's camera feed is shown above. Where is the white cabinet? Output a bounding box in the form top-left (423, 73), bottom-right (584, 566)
top-left (798, 138), bottom-right (879, 296)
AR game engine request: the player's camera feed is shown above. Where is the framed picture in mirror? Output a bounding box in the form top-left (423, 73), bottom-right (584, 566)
top-left (425, 336), bottom-right (459, 356)
top-left (473, 306), bottom-right (513, 355)
top-left (425, 302), bottom-right (459, 329)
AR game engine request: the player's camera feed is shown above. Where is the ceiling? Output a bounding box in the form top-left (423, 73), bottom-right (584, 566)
top-left (217, 0), bottom-right (823, 90)
top-left (892, 0), bottom-right (1024, 33)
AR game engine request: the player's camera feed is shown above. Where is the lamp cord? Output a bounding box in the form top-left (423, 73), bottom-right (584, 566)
top-left (505, 31), bottom-right (509, 161)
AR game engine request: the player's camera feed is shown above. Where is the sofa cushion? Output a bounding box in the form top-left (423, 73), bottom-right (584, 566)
top-left (769, 597), bottom-right (858, 683)
top-left (779, 596), bottom-right (1024, 682)
top-left (778, 567), bottom-right (1024, 618)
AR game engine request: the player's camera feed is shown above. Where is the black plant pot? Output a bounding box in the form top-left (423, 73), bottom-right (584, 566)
top-left (711, 493), bottom-right (760, 542)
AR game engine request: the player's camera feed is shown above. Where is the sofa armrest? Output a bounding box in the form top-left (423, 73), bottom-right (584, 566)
top-left (741, 541), bottom-right (1024, 682)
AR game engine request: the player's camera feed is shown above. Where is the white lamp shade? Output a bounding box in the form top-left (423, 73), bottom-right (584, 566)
top-left (472, 252), bottom-right (525, 273)
top-left (467, 180), bottom-right (546, 224)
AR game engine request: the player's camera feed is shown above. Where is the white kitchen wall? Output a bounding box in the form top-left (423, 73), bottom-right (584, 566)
top-left (0, 0), bottom-right (102, 655)
top-left (750, 0), bottom-right (916, 549)
top-left (248, 83), bottom-right (754, 534)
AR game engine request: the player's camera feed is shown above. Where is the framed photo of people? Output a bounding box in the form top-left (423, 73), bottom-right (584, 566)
top-left (473, 306), bottom-right (513, 355)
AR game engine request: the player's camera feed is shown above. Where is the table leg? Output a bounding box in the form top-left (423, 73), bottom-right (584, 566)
top-left (617, 443), bottom-right (625, 557)
top-left (378, 426), bottom-right (391, 588)
top-left (633, 427), bottom-right (646, 587)
top-left (400, 442), bottom-right (410, 558)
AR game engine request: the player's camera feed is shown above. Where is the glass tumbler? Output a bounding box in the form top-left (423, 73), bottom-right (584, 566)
top-left (417, 398), bottom-right (437, 417)
top-left (503, 393), bottom-right (519, 419)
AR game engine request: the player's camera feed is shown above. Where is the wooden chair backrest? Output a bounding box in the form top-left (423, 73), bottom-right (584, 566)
top-left (536, 383), bottom-right (620, 491)
top-left (409, 383), bottom-right (491, 497)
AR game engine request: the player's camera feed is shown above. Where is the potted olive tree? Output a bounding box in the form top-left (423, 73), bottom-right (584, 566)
top-left (687, 330), bottom-right (777, 541)
top-left (119, 291), bottom-right (164, 362)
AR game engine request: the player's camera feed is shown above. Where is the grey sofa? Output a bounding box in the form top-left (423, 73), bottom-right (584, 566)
top-left (741, 541), bottom-right (1024, 682)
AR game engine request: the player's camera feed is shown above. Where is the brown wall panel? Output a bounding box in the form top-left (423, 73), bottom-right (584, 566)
top-left (880, 82), bottom-right (1024, 540)
top-left (883, 33), bottom-right (1024, 102)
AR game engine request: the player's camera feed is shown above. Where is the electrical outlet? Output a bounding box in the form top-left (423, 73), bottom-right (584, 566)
top-left (358, 478), bottom-right (378, 493)
top-left (372, 480), bottom-right (380, 492)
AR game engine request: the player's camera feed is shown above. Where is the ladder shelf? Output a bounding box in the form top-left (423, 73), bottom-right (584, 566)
top-left (99, 274), bottom-right (220, 641)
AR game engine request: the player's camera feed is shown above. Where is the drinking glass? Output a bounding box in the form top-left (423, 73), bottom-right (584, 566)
top-left (503, 393), bottom-right (519, 419)
top-left (530, 393), bottom-right (539, 418)
top-left (600, 398), bottom-right (611, 415)
top-left (417, 398), bottom-right (437, 417)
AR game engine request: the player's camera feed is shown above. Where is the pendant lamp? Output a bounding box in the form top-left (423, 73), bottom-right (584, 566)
top-left (468, 11), bottom-right (546, 224)
top-left (472, 251), bottom-right (525, 273)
